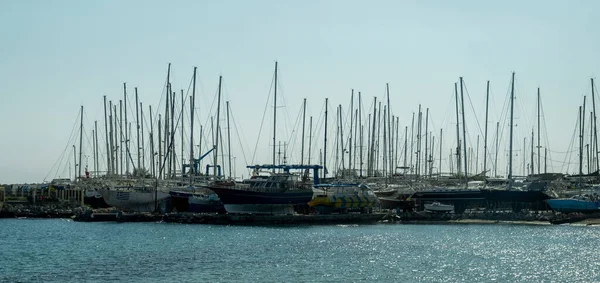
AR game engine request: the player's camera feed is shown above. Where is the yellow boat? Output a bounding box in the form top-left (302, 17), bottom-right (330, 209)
top-left (308, 184), bottom-right (378, 214)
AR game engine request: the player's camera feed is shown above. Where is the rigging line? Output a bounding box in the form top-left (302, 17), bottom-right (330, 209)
top-left (285, 101), bottom-right (304, 163)
top-left (228, 102), bottom-right (251, 169)
top-left (560, 110), bottom-right (579, 173)
top-left (462, 80), bottom-right (486, 146)
top-left (250, 71), bottom-right (275, 165)
top-left (44, 109), bottom-right (81, 182)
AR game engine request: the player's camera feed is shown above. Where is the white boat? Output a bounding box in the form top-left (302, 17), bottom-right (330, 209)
top-left (96, 178), bottom-right (171, 213)
top-left (424, 201), bottom-right (454, 213)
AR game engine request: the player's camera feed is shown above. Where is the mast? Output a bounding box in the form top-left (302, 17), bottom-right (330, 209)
top-left (483, 80), bottom-right (490, 177)
top-left (272, 62), bottom-right (278, 172)
top-left (164, 63), bottom-right (171, 176)
top-left (358, 92), bottom-right (363, 177)
top-left (94, 121), bottom-right (99, 177)
top-left (494, 122), bottom-right (499, 177)
top-left (454, 83), bottom-right (461, 176)
top-left (544, 148), bottom-right (548, 173)
top-left (113, 105), bottom-right (119, 175)
top-left (135, 87), bottom-right (141, 171)
top-left (424, 108), bottom-right (429, 178)
top-left (324, 98), bottom-right (329, 178)
top-left (404, 126), bottom-right (408, 172)
top-left (308, 116), bottom-right (313, 164)
top-left (108, 101), bottom-right (114, 174)
top-left (537, 87), bottom-right (541, 174)
top-left (190, 67), bottom-right (197, 176)
top-left (181, 89), bottom-right (184, 175)
top-left (301, 98), bottom-right (306, 165)
top-left (531, 129), bottom-right (534, 175)
top-left (416, 105), bottom-right (422, 177)
top-left (476, 135), bottom-right (479, 175)
top-left (338, 104), bottom-right (345, 173)
top-left (141, 103), bottom-right (145, 171)
top-left (582, 97), bottom-right (587, 177)
top-left (592, 78), bottom-right (599, 172)
top-left (439, 128), bottom-right (443, 177)
top-left (158, 114), bottom-right (162, 179)
top-left (410, 112), bottom-right (415, 174)
top-left (508, 72), bottom-right (515, 189)
top-left (150, 106), bottom-right (155, 178)
top-left (119, 100), bottom-right (123, 174)
top-left (349, 90), bottom-right (353, 171)
top-left (171, 90), bottom-right (175, 177)
top-left (214, 76), bottom-right (222, 178)
top-left (386, 83), bottom-right (392, 176)
top-left (72, 145), bottom-right (77, 181)
top-left (460, 77), bottom-right (468, 185)
top-left (579, 106), bottom-right (584, 178)
top-left (226, 101), bottom-right (232, 178)
top-left (124, 83), bottom-right (129, 174)
top-left (164, 83), bottom-right (170, 177)
top-left (78, 105), bottom-right (83, 180)
top-left (369, 98), bottom-right (377, 176)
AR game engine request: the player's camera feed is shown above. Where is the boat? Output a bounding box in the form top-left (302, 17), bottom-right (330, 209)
top-left (424, 201), bottom-right (454, 213)
top-left (169, 188), bottom-right (225, 213)
top-left (546, 194), bottom-right (600, 214)
top-left (308, 183), bottom-right (378, 214)
top-left (207, 165), bottom-right (322, 214)
top-left (97, 178), bottom-right (171, 213)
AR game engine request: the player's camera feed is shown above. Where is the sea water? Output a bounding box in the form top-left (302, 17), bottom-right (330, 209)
top-left (1, 219), bottom-right (599, 282)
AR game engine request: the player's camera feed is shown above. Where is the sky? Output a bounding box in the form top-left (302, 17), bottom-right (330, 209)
top-left (1, 0), bottom-right (599, 183)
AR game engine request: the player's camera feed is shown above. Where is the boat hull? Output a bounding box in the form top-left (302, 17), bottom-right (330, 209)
top-left (209, 187), bottom-right (313, 205)
top-left (169, 191), bottom-right (225, 213)
top-left (99, 189), bottom-right (170, 213)
top-left (546, 199), bottom-right (600, 214)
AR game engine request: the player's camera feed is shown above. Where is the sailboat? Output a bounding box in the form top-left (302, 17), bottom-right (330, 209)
top-left (206, 62), bottom-right (323, 214)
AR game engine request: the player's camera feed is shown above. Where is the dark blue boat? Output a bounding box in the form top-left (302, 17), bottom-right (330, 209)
top-left (207, 165), bottom-right (322, 214)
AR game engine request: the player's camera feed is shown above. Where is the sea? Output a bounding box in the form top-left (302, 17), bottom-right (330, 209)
top-left (1, 219), bottom-right (599, 283)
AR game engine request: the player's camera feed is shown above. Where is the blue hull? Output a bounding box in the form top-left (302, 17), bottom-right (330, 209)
top-left (546, 199), bottom-right (600, 213)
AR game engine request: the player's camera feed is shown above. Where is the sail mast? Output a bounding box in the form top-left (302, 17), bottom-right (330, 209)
top-left (190, 67), bottom-right (197, 176)
top-left (508, 72), bottom-right (515, 189)
top-left (124, 83), bottom-right (129, 173)
top-left (214, 76), bottom-right (222, 178)
top-left (454, 83), bottom-right (461, 177)
top-left (78, 105), bottom-right (83, 180)
top-left (227, 101), bottom-right (232, 178)
top-left (133, 87), bottom-right (140, 171)
top-left (324, 98), bottom-right (329, 178)
top-left (460, 77), bottom-right (468, 185)
top-left (301, 98), bottom-right (306, 165)
top-left (272, 62), bottom-right (278, 172)
top-left (592, 78), bottom-right (599, 172)
top-left (537, 87), bottom-right (541, 174)
top-left (483, 81), bottom-right (490, 177)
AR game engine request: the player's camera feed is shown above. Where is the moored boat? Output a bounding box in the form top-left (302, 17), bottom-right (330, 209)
top-left (207, 165), bottom-right (322, 214)
top-left (546, 194), bottom-right (600, 214)
top-left (308, 183), bottom-right (378, 214)
top-left (424, 201), bottom-right (454, 213)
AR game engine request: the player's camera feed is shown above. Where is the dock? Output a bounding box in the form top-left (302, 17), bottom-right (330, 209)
top-left (73, 211), bottom-right (389, 225)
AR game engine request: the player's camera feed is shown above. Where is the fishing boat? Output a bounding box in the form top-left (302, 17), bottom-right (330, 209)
top-left (546, 194), bottom-right (600, 214)
top-left (207, 165), bottom-right (322, 214)
top-left (424, 201), bottom-right (454, 213)
top-left (308, 183), bottom-right (378, 214)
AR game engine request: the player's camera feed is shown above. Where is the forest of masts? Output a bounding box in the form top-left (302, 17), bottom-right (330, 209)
top-left (50, 63), bottom-right (600, 184)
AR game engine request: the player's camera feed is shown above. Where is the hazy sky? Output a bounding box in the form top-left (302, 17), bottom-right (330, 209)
top-left (1, 0), bottom-right (599, 183)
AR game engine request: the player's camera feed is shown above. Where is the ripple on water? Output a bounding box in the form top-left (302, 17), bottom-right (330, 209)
top-left (1, 220), bottom-right (600, 282)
